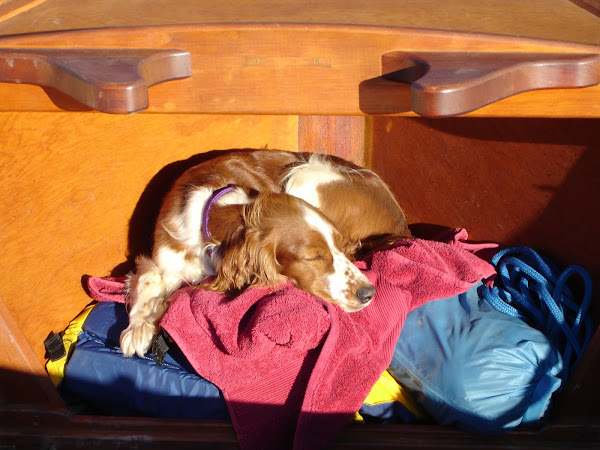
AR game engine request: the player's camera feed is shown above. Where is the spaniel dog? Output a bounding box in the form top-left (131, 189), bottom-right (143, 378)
top-left (120, 150), bottom-right (410, 357)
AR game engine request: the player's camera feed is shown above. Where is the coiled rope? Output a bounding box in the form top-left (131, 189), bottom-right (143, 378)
top-left (481, 246), bottom-right (593, 382)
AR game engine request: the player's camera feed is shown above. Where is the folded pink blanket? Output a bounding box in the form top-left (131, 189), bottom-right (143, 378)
top-left (88, 232), bottom-right (495, 449)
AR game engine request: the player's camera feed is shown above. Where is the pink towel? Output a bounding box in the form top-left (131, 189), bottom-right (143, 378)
top-left (86, 276), bottom-right (127, 303)
top-left (88, 233), bottom-right (495, 449)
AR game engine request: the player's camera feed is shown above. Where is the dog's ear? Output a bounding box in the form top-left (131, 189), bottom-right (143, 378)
top-left (206, 195), bottom-right (287, 293)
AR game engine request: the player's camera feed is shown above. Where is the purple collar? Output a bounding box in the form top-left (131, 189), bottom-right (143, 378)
top-left (201, 185), bottom-right (235, 240)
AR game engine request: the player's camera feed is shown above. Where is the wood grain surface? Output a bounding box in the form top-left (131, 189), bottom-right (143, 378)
top-left (371, 116), bottom-right (600, 317)
top-left (1, 0), bottom-right (599, 45)
top-left (0, 113), bottom-right (298, 366)
top-left (0, 0), bottom-right (49, 24)
top-left (0, 24), bottom-right (598, 117)
top-left (0, 48), bottom-right (192, 113)
top-left (381, 52), bottom-right (600, 117)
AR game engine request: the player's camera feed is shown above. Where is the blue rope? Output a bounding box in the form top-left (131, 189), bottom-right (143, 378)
top-left (481, 246), bottom-right (593, 382)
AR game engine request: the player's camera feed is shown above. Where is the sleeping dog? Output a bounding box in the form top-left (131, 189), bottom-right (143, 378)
top-left (121, 150), bottom-right (410, 357)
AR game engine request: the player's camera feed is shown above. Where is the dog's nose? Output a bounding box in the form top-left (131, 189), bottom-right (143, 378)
top-left (356, 285), bottom-right (376, 304)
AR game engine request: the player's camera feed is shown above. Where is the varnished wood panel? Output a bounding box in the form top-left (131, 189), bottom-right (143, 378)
top-left (0, 48), bottom-right (192, 113)
top-left (570, 0), bottom-right (600, 17)
top-left (0, 113), bottom-right (298, 365)
top-left (380, 51), bottom-right (600, 117)
top-left (1, 407), bottom-right (598, 448)
top-left (0, 296), bottom-right (63, 408)
top-left (0, 25), bottom-right (598, 117)
top-left (0, 0), bottom-right (48, 24)
top-left (298, 116), bottom-right (368, 166)
top-left (371, 117), bottom-right (600, 316)
top-left (1, 0), bottom-right (599, 45)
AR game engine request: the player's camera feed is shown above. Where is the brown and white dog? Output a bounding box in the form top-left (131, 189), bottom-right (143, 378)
top-left (120, 150), bottom-right (410, 357)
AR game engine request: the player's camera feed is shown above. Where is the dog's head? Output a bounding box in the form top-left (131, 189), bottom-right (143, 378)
top-left (208, 192), bottom-right (375, 312)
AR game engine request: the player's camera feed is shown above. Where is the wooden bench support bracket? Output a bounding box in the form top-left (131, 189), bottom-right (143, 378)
top-left (382, 52), bottom-right (600, 117)
top-left (0, 48), bottom-right (192, 113)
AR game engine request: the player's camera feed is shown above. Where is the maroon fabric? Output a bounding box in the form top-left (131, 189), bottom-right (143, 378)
top-left (88, 233), bottom-right (495, 449)
top-left (87, 276), bottom-right (127, 303)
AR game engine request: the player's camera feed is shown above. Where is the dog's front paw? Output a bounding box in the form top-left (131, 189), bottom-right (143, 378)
top-left (120, 320), bottom-right (158, 358)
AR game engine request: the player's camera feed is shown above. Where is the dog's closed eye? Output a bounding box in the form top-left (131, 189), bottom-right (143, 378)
top-left (304, 253), bottom-right (325, 261)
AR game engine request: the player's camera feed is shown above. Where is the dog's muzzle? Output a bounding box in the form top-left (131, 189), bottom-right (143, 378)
top-left (356, 285), bottom-right (376, 304)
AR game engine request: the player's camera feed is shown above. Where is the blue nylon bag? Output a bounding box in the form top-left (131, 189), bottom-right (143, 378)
top-left (62, 301), bottom-right (230, 419)
top-left (388, 282), bottom-right (563, 433)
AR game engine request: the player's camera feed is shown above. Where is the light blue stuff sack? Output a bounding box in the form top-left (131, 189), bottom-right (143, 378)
top-left (389, 282), bottom-right (563, 434)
